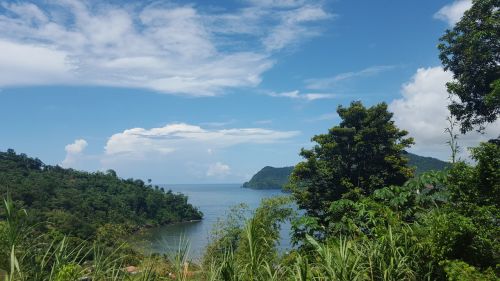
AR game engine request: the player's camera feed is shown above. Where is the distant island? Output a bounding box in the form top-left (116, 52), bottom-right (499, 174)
top-left (242, 166), bottom-right (294, 189)
top-left (243, 152), bottom-right (450, 190)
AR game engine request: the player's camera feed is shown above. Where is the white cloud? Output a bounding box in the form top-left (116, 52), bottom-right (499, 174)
top-left (104, 123), bottom-right (300, 157)
top-left (62, 139), bottom-right (88, 167)
top-left (263, 5), bottom-right (331, 51)
top-left (389, 66), bottom-right (499, 161)
top-left (0, 0), bottom-right (329, 96)
top-left (0, 40), bottom-right (74, 86)
top-left (65, 139), bottom-right (88, 154)
top-left (434, 0), bottom-right (472, 26)
top-left (206, 162), bottom-right (231, 177)
top-left (268, 90), bottom-right (336, 101)
top-left (306, 65), bottom-right (396, 90)
top-left (99, 123), bottom-right (300, 182)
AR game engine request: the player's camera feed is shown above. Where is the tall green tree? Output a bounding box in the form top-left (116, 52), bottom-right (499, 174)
top-left (438, 0), bottom-right (500, 133)
top-left (289, 101), bottom-right (414, 229)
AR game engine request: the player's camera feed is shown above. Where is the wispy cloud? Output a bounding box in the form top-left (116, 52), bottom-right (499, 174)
top-left (267, 90), bottom-right (337, 101)
top-left (305, 65), bottom-right (396, 90)
top-left (262, 5), bottom-right (332, 51)
top-left (0, 0), bottom-right (331, 96)
top-left (434, 0), bottom-right (472, 26)
top-left (104, 123), bottom-right (300, 157)
top-left (306, 112), bottom-right (338, 122)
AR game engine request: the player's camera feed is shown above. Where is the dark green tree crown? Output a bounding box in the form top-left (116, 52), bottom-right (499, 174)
top-left (438, 0), bottom-right (500, 133)
top-left (290, 101), bottom-right (414, 222)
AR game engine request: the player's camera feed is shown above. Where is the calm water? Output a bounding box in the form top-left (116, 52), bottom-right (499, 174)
top-left (131, 184), bottom-right (292, 261)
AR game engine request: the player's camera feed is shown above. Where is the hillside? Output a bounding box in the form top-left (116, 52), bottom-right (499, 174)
top-left (243, 152), bottom-right (450, 190)
top-left (404, 152), bottom-right (451, 175)
top-left (0, 149), bottom-right (202, 239)
top-left (242, 166), bottom-right (294, 189)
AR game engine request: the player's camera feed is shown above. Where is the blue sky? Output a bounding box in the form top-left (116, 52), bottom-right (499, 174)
top-left (0, 0), bottom-right (497, 183)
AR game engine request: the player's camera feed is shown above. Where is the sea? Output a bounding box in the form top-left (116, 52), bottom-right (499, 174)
top-left (131, 184), bottom-right (293, 262)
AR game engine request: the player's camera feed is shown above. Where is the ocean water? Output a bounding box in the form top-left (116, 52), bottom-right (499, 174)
top-left (131, 184), bottom-right (292, 261)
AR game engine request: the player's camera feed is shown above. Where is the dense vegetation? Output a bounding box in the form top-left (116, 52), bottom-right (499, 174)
top-left (200, 100), bottom-right (499, 280)
top-left (0, 149), bottom-right (202, 240)
top-left (242, 166), bottom-right (294, 189)
top-left (0, 0), bottom-right (498, 280)
top-left (242, 153), bottom-right (449, 190)
top-left (1, 140), bottom-right (498, 280)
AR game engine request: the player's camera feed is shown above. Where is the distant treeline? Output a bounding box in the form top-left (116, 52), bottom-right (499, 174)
top-left (0, 149), bottom-right (202, 239)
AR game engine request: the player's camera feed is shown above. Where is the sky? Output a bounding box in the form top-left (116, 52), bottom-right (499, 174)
top-left (0, 0), bottom-right (498, 184)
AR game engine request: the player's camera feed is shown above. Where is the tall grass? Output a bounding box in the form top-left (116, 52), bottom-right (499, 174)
top-left (0, 197), bottom-right (132, 281)
top-left (200, 197), bottom-right (434, 281)
top-left (0, 195), bottom-right (435, 281)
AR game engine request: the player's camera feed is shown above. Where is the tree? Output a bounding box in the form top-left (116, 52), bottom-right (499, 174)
top-left (289, 101), bottom-right (414, 229)
top-left (438, 0), bottom-right (500, 133)
top-left (447, 140), bottom-right (500, 208)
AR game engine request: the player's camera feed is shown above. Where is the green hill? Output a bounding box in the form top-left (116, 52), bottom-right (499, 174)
top-left (404, 151), bottom-right (451, 175)
top-left (0, 149), bottom-right (202, 239)
top-left (242, 166), bottom-right (294, 189)
top-left (243, 152), bottom-right (450, 190)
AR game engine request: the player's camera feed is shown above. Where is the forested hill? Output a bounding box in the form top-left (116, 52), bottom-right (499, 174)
top-left (0, 149), bottom-right (202, 239)
top-left (243, 152), bottom-right (450, 190)
top-left (403, 151), bottom-right (451, 175)
top-left (242, 166), bottom-right (294, 189)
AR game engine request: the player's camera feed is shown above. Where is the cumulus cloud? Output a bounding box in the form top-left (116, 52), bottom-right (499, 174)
top-left (389, 66), bottom-right (499, 161)
top-left (434, 0), bottom-right (472, 26)
top-left (62, 139), bottom-right (88, 167)
top-left (206, 162), bottom-right (231, 177)
top-left (0, 0), bottom-right (330, 96)
top-left (268, 90), bottom-right (336, 101)
top-left (306, 65), bottom-right (396, 90)
top-left (104, 123), bottom-right (300, 157)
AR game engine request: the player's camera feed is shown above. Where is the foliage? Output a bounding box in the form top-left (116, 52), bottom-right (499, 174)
top-left (447, 141), bottom-right (499, 207)
top-left (440, 260), bottom-right (498, 281)
top-left (438, 0), bottom-right (500, 132)
top-left (0, 149), bottom-right (202, 240)
top-left (203, 196), bottom-right (294, 281)
top-left (289, 101), bottom-right (414, 238)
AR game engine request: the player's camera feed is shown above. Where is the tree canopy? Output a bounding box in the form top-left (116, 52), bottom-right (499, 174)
top-left (0, 149), bottom-right (202, 239)
top-left (289, 101), bottom-right (414, 228)
top-left (438, 0), bottom-right (500, 132)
